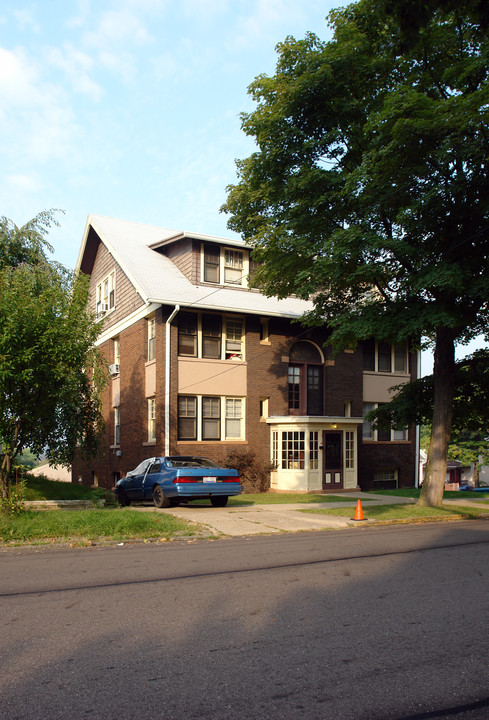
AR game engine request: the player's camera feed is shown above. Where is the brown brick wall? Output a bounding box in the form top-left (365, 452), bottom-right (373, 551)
top-left (73, 304), bottom-right (418, 491)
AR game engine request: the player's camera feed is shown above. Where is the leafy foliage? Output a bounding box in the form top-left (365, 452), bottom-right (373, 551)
top-left (0, 211), bottom-right (107, 503)
top-left (223, 1), bottom-right (489, 505)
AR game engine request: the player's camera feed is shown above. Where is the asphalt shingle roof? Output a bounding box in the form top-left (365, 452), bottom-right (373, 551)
top-left (80, 214), bottom-right (313, 319)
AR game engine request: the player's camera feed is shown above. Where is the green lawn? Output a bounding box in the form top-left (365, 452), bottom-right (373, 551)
top-left (227, 492), bottom-right (372, 505)
top-left (301, 502), bottom-right (489, 522)
top-left (365, 487), bottom-right (489, 500)
top-left (0, 508), bottom-right (199, 546)
top-left (2, 476), bottom-right (488, 547)
top-left (24, 474), bottom-right (109, 501)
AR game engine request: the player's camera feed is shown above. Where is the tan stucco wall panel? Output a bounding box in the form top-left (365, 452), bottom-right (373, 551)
top-left (363, 372), bottom-right (409, 403)
top-left (178, 358), bottom-right (247, 396)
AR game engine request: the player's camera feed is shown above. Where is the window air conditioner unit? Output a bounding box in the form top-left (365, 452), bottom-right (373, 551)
top-left (96, 302), bottom-right (108, 317)
top-left (109, 364), bottom-right (120, 376)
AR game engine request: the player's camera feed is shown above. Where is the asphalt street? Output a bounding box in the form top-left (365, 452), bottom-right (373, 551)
top-left (1, 520), bottom-right (489, 720)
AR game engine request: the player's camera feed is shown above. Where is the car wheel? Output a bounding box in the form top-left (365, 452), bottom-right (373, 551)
top-left (117, 489), bottom-right (131, 507)
top-left (153, 485), bottom-right (171, 508)
top-left (210, 496), bottom-right (228, 507)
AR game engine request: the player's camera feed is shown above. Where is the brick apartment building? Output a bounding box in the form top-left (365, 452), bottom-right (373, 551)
top-left (72, 214), bottom-right (419, 492)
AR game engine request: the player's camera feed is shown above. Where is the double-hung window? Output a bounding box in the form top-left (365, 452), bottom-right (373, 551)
top-left (178, 396), bottom-right (197, 440)
top-left (202, 314), bottom-right (221, 358)
top-left (363, 340), bottom-right (408, 374)
top-left (96, 270), bottom-right (116, 317)
top-left (148, 398), bottom-right (156, 442)
top-left (225, 398), bottom-right (242, 438)
top-left (114, 407), bottom-right (120, 446)
top-left (224, 249), bottom-right (243, 284)
top-left (178, 396), bottom-right (244, 441)
top-left (202, 397), bottom-right (220, 440)
top-left (225, 318), bottom-right (243, 359)
top-left (203, 244), bottom-right (220, 283)
top-left (178, 312), bottom-right (198, 356)
top-left (147, 317), bottom-right (156, 361)
top-left (202, 243), bottom-right (248, 287)
top-left (363, 403), bottom-right (407, 441)
top-left (178, 313), bottom-right (244, 360)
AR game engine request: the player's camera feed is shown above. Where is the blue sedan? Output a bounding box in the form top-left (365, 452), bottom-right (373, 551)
top-left (114, 456), bottom-right (243, 508)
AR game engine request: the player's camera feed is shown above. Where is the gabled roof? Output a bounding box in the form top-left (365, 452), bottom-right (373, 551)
top-left (77, 214), bottom-right (313, 319)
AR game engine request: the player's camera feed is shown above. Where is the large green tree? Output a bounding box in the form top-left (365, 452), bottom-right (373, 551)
top-left (0, 212), bottom-right (106, 501)
top-left (223, 0), bottom-right (489, 506)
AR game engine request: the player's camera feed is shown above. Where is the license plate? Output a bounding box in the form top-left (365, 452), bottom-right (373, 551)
top-left (203, 476), bottom-right (217, 483)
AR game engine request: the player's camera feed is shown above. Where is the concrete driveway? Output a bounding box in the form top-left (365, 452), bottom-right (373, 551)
top-left (152, 492), bottom-right (417, 537)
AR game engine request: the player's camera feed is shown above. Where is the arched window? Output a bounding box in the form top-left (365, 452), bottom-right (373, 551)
top-left (288, 341), bottom-right (324, 416)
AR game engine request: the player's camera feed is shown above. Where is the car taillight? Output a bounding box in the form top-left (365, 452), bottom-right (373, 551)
top-left (173, 476), bottom-right (197, 483)
top-left (222, 476), bottom-right (240, 483)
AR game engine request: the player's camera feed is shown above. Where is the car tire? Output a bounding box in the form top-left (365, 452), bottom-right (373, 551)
top-left (210, 496), bottom-right (228, 507)
top-left (153, 485), bottom-right (171, 508)
top-left (117, 489), bottom-right (131, 507)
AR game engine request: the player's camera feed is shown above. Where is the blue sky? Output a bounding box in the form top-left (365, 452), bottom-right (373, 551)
top-left (1, 0), bottom-right (486, 373)
top-left (1, 0), bottom-right (338, 270)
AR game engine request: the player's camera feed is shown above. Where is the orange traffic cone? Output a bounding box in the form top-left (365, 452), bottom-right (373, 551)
top-left (353, 499), bottom-right (365, 521)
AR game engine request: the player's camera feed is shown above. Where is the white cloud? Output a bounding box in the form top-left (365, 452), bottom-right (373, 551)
top-left (12, 7), bottom-right (40, 33)
top-left (46, 44), bottom-right (104, 101)
top-left (0, 46), bottom-right (79, 163)
top-left (84, 9), bottom-right (153, 49)
top-left (5, 172), bottom-right (44, 192)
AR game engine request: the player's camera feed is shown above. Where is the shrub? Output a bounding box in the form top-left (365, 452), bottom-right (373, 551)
top-left (217, 450), bottom-right (272, 493)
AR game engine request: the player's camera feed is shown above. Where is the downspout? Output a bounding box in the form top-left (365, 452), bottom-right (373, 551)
top-left (165, 305), bottom-right (180, 456)
top-left (415, 348), bottom-right (421, 487)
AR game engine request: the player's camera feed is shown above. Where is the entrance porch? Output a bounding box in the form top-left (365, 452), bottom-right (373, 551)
top-left (266, 416), bottom-right (362, 493)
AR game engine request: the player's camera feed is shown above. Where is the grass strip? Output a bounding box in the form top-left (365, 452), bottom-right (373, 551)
top-left (227, 493), bottom-right (373, 505)
top-left (0, 508), bottom-right (199, 546)
top-left (365, 487), bottom-right (489, 500)
top-left (299, 503), bottom-right (489, 522)
top-left (24, 474), bottom-right (109, 501)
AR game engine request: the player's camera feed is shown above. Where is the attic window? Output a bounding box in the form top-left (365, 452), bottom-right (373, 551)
top-left (201, 243), bottom-right (249, 287)
top-left (96, 270), bottom-right (116, 318)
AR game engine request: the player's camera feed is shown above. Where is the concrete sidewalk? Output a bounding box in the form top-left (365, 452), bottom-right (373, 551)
top-left (158, 492), bottom-right (417, 536)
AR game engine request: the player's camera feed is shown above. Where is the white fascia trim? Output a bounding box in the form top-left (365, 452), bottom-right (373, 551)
top-left (95, 302), bottom-right (161, 346)
top-left (149, 231), bottom-right (249, 250)
top-left (266, 416), bottom-right (363, 426)
top-left (147, 298), bottom-right (307, 320)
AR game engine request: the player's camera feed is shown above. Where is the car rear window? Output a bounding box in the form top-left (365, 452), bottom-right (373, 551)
top-left (166, 456), bottom-right (222, 468)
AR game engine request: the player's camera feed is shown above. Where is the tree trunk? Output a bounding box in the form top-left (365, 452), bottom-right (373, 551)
top-left (418, 327), bottom-right (456, 507)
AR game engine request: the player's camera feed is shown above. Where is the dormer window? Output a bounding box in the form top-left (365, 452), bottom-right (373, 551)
top-left (224, 249), bottom-right (243, 284)
top-left (203, 245), bottom-right (220, 283)
top-left (201, 243), bottom-right (249, 287)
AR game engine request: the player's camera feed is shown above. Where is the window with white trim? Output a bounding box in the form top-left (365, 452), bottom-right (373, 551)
top-left (272, 431), bottom-right (279, 467)
top-left (363, 340), bottom-right (408, 374)
top-left (309, 431), bottom-right (319, 470)
top-left (147, 317), bottom-right (156, 361)
top-left (202, 397), bottom-right (220, 440)
top-left (178, 312), bottom-right (244, 360)
top-left (345, 431), bottom-right (355, 469)
top-left (96, 270), bottom-right (116, 318)
top-left (148, 397), bottom-right (156, 442)
top-left (282, 431), bottom-right (305, 470)
top-left (363, 403), bottom-right (408, 441)
top-left (225, 398), bottom-right (243, 438)
top-left (114, 406), bottom-right (120, 446)
top-left (201, 243), bottom-right (249, 287)
top-left (178, 396), bottom-right (245, 441)
top-left (113, 338), bottom-right (120, 367)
